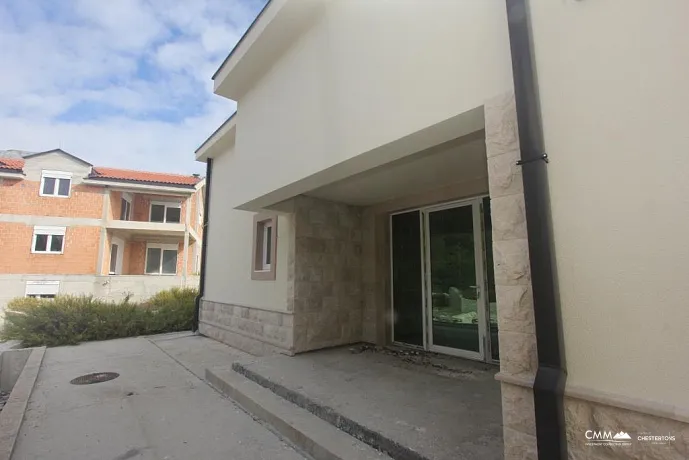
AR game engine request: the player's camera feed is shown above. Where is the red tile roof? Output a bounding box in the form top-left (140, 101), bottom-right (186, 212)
top-left (0, 158), bottom-right (25, 172)
top-left (89, 167), bottom-right (202, 187)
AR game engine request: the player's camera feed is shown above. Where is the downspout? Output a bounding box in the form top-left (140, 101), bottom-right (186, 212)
top-left (504, 1), bottom-right (567, 459)
top-left (192, 158), bottom-right (213, 332)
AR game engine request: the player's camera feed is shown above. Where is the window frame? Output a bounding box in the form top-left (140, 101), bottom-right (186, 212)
top-left (120, 193), bottom-right (132, 221)
top-left (149, 201), bottom-right (182, 224)
top-left (25, 280), bottom-right (60, 298)
top-left (251, 213), bottom-right (278, 281)
top-left (39, 170), bottom-right (72, 198)
top-left (31, 226), bottom-right (66, 254)
top-left (144, 243), bottom-right (178, 275)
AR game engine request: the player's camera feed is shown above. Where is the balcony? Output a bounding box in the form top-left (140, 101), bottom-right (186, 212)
top-left (106, 192), bottom-right (200, 242)
top-left (104, 219), bottom-right (191, 240)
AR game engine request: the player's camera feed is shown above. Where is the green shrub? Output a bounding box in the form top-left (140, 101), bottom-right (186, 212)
top-left (0, 288), bottom-right (198, 348)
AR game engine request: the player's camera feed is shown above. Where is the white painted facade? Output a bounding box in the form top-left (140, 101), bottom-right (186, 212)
top-left (198, 0), bottom-right (689, 456)
top-left (528, 0), bottom-right (689, 408)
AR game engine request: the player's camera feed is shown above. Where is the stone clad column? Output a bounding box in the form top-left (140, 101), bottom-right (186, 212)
top-left (485, 92), bottom-right (539, 459)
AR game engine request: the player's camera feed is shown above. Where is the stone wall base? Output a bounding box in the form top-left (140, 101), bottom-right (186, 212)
top-left (199, 299), bottom-right (294, 356)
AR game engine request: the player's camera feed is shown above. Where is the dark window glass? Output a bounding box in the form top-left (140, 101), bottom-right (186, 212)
top-left (120, 199), bottom-right (130, 220)
top-left (391, 211), bottom-right (424, 346)
top-left (34, 234), bottom-right (48, 252)
top-left (57, 178), bottom-right (70, 196)
top-left (109, 244), bottom-right (118, 274)
top-left (42, 177), bottom-right (56, 195)
top-left (150, 204), bottom-right (165, 222)
top-left (165, 207), bottom-right (181, 223)
top-left (162, 250), bottom-right (177, 274)
top-left (146, 248), bottom-right (161, 273)
top-left (50, 235), bottom-right (64, 252)
top-left (264, 225), bottom-right (272, 266)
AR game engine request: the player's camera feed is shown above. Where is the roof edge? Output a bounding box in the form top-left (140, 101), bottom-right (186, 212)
top-left (211, 0), bottom-right (274, 80)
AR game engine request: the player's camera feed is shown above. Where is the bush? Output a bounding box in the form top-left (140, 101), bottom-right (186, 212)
top-left (0, 288), bottom-right (198, 348)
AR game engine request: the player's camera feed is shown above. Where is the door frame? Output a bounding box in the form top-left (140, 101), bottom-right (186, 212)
top-left (389, 194), bottom-right (493, 362)
top-left (110, 237), bottom-right (125, 275)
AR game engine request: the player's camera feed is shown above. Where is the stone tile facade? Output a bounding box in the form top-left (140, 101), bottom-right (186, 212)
top-left (291, 196), bottom-right (364, 352)
top-left (199, 300), bottom-right (294, 355)
top-left (565, 397), bottom-right (689, 460)
top-left (484, 91), bottom-right (539, 459)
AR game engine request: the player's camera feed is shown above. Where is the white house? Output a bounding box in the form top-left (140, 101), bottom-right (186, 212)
top-left (193, 1), bottom-right (689, 459)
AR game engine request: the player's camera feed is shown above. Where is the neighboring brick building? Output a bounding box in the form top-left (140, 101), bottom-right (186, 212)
top-left (0, 149), bottom-right (204, 306)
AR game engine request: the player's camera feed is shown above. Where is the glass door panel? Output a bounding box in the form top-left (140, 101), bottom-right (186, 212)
top-left (426, 204), bottom-right (482, 357)
top-left (391, 211), bottom-right (424, 347)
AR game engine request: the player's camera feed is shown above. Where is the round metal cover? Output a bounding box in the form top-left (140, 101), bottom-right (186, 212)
top-left (70, 372), bottom-right (120, 385)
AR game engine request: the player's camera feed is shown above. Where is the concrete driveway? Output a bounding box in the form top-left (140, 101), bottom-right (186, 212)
top-left (12, 334), bottom-right (305, 460)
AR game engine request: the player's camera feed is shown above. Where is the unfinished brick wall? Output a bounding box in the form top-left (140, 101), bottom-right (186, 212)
top-left (127, 242), bottom-right (146, 274)
top-left (0, 179), bottom-right (104, 218)
top-left (109, 191), bottom-right (122, 220)
top-left (0, 223), bottom-right (100, 274)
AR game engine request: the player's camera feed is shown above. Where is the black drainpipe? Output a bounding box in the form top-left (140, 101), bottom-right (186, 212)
top-left (193, 158), bottom-right (213, 332)
top-left (505, 1), bottom-right (567, 459)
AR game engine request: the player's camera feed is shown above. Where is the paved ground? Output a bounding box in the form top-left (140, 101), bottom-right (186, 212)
top-left (236, 346), bottom-right (504, 460)
top-left (12, 334), bottom-right (305, 460)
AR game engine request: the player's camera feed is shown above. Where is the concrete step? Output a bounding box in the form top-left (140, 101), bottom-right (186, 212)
top-left (231, 361), bottom-right (430, 460)
top-left (206, 367), bottom-right (391, 460)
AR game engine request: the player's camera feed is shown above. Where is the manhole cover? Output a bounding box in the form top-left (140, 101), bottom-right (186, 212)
top-left (70, 372), bottom-right (120, 385)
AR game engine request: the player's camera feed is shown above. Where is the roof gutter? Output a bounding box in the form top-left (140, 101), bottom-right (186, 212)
top-left (0, 171), bottom-right (25, 179)
top-left (505, 0), bottom-right (567, 458)
top-left (193, 158), bottom-right (212, 332)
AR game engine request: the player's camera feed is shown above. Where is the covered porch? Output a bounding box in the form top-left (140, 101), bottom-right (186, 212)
top-left (210, 344), bottom-right (503, 460)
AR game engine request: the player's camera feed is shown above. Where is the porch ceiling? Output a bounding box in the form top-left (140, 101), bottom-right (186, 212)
top-left (306, 134), bottom-right (488, 206)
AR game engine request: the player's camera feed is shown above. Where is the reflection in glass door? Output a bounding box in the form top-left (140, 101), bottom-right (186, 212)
top-left (425, 203), bottom-right (484, 359)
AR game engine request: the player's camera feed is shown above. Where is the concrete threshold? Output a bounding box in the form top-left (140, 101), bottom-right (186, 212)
top-left (0, 347), bottom-right (46, 460)
top-left (206, 367), bottom-right (390, 460)
top-left (231, 361), bottom-right (426, 460)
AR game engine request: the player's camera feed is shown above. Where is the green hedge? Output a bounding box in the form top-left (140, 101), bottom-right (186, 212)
top-left (0, 287), bottom-right (198, 347)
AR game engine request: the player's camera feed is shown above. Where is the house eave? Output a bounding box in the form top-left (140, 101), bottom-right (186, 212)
top-left (212, 0), bottom-right (324, 100)
top-left (83, 179), bottom-right (197, 195)
top-left (195, 115), bottom-right (237, 162)
top-left (0, 170), bottom-right (25, 179)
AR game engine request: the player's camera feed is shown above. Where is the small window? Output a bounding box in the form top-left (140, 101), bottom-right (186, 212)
top-left (120, 194), bottom-right (132, 221)
top-left (145, 244), bottom-right (178, 275)
top-left (32, 226), bottom-right (66, 254)
top-left (252, 214), bottom-right (277, 281)
top-left (150, 202), bottom-right (181, 223)
top-left (40, 171), bottom-right (72, 197)
top-left (25, 280), bottom-right (59, 298)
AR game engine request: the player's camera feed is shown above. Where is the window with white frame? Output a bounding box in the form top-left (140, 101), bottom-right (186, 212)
top-left (32, 226), bottom-right (66, 254)
top-left (120, 193), bottom-right (132, 221)
top-left (25, 280), bottom-right (60, 299)
top-left (251, 214), bottom-right (277, 281)
top-left (149, 201), bottom-right (181, 223)
top-left (40, 170), bottom-right (72, 197)
top-left (145, 243), bottom-right (178, 275)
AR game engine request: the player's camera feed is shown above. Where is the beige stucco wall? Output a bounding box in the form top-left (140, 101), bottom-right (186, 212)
top-left (203, 146), bottom-right (291, 311)
top-left (223, 0), bottom-right (513, 209)
top-left (529, 0), bottom-right (689, 409)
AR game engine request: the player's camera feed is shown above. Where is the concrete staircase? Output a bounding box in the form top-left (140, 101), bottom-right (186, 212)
top-left (206, 366), bottom-right (392, 460)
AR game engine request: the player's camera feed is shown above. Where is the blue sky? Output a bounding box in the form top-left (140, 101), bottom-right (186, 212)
top-left (0, 0), bottom-right (266, 174)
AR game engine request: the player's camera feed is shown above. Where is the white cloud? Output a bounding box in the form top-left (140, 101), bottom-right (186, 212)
top-left (0, 0), bottom-right (265, 174)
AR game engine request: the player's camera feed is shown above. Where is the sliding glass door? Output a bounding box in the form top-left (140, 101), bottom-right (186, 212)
top-left (390, 197), bottom-right (497, 362)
